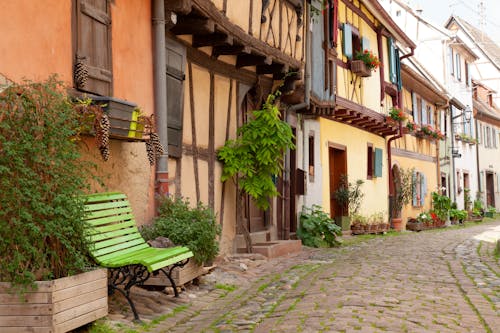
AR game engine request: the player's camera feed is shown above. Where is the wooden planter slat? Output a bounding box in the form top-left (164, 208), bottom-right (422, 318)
top-left (0, 269), bottom-right (107, 333)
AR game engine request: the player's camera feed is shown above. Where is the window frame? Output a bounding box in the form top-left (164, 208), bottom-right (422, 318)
top-left (367, 143), bottom-right (374, 179)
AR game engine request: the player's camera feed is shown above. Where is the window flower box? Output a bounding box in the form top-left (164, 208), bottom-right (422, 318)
top-left (350, 60), bottom-right (372, 77)
top-left (92, 96), bottom-right (144, 140)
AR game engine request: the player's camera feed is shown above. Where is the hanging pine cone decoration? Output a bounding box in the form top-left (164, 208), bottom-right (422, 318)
top-left (145, 138), bottom-right (155, 165)
top-left (95, 113), bottom-right (111, 161)
top-left (150, 132), bottom-right (165, 157)
top-left (74, 57), bottom-right (89, 88)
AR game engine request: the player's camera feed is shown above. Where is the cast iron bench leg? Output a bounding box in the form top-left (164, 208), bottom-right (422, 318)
top-left (158, 258), bottom-right (190, 298)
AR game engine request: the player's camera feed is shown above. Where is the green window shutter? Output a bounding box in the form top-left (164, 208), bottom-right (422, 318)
top-left (395, 48), bottom-right (402, 91)
top-left (374, 148), bottom-right (383, 177)
top-left (343, 24), bottom-right (353, 59)
top-left (361, 36), bottom-right (370, 51)
top-left (387, 37), bottom-right (397, 83)
top-left (412, 171), bottom-right (417, 206)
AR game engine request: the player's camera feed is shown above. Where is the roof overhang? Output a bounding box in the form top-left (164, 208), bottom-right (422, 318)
top-left (401, 64), bottom-right (447, 106)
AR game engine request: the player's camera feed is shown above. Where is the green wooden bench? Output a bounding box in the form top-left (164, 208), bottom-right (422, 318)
top-left (83, 192), bottom-right (193, 321)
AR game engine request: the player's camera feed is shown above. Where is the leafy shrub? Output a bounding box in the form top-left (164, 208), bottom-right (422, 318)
top-left (431, 192), bottom-right (451, 221)
top-left (0, 77), bottom-right (94, 292)
top-left (140, 196), bottom-right (221, 265)
top-left (297, 205), bottom-right (342, 248)
top-left (450, 208), bottom-right (467, 222)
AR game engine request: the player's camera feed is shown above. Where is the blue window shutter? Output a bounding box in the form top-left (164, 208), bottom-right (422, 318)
top-left (412, 93), bottom-right (419, 124)
top-left (387, 37), bottom-right (397, 83)
top-left (421, 100), bottom-right (427, 124)
top-left (361, 36), bottom-right (370, 51)
top-left (412, 171), bottom-right (417, 206)
top-left (420, 174), bottom-right (427, 206)
top-left (343, 24), bottom-right (353, 59)
top-left (374, 148), bottom-right (383, 177)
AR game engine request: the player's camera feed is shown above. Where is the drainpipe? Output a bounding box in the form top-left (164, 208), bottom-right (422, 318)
top-left (153, 0), bottom-right (169, 197)
top-left (450, 105), bottom-right (457, 203)
top-left (475, 107), bottom-right (481, 199)
top-left (281, 2), bottom-right (312, 239)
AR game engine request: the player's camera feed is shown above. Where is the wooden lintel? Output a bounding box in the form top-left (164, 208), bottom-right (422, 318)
top-left (192, 33), bottom-right (233, 48)
top-left (351, 116), bottom-right (371, 125)
top-left (165, 0), bottom-right (193, 15)
top-left (236, 54), bottom-right (272, 68)
top-left (212, 45), bottom-right (251, 57)
top-left (170, 17), bottom-right (215, 35)
top-left (256, 63), bottom-right (287, 75)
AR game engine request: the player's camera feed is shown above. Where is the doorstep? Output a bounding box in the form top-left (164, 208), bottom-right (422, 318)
top-left (238, 240), bottom-right (302, 259)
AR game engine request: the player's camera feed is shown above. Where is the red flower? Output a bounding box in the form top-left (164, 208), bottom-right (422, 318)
top-left (431, 212), bottom-right (438, 220)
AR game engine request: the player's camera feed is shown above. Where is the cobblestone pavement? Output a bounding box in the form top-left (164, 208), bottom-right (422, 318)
top-left (102, 220), bottom-right (500, 333)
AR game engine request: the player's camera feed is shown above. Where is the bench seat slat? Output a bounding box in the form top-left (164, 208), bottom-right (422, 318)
top-left (148, 251), bottom-right (193, 271)
top-left (85, 213), bottom-right (135, 227)
top-left (84, 192), bottom-right (128, 203)
top-left (90, 225), bottom-right (139, 241)
top-left (87, 220), bottom-right (136, 236)
top-left (91, 237), bottom-right (147, 257)
top-left (84, 207), bottom-right (133, 220)
top-left (84, 200), bottom-right (132, 212)
top-left (112, 246), bottom-right (191, 266)
top-left (94, 243), bottom-right (151, 263)
top-left (92, 232), bottom-right (144, 250)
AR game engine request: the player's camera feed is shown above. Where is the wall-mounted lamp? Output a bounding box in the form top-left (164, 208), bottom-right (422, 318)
top-left (452, 105), bottom-right (472, 124)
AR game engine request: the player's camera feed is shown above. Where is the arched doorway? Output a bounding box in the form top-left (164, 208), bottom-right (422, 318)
top-left (391, 164), bottom-right (403, 230)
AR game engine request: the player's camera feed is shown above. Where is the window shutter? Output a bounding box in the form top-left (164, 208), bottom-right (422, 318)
top-left (166, 40), bottom-right (186, 158)
top-left (412, 92), bottom-right (419, 124)
top-left (374, 148), bottom-right (383, 177)
top-left (497, 173), bottom-right (500, 192)
top-left (387, 37), bottom-right (397, 83)
top-left (342, 24), bottom-right (353, 59)
top-left (420, 174), bottom-right (427, 206)
top-left (75, 0), bottom-right (112, 96)
top-left (429, 107), bottom-right (434, 127)
top-left (421, 100), bottom-right (427, 124)
top-left (332, 0), bottom-right (339, 46)
top-left (412, 171), bottom-right (417, 206)
top-left (456, 53), bottom-right (461, 81)
top-left (395, 48), bottom-right (402, 91)
top-left (448, 47), bottom-right (454, 76)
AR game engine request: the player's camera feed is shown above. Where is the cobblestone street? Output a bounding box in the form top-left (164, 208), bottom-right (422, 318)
top-left (103, 220), bottom-right (500, 333)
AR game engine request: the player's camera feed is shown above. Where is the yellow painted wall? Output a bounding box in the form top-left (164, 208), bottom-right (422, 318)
top-left (319, 118), bottom-right (389, 218)
top-left (392, 156), bottom-right (438, 228)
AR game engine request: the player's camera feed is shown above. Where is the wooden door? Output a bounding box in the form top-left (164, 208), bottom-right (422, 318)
top-left (329, 145), bottom-right (347, 218)
top-left (486, 172), bottom-right (495, 207)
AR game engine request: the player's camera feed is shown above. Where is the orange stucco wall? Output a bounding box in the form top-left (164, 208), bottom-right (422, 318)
top-left (0, 0), bottom-right (73, 83)
top-left (0, 1), bottom-right (157, 224)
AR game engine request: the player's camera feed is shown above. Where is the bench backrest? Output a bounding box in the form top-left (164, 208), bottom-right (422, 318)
top-left (83, 192), bottom-right (150, 265)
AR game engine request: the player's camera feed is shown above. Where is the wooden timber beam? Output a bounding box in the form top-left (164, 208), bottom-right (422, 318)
top-left (256, 63), bottom-right (288, 75)
top-left (170, 16), bottom-right (215, 35)
top-left (236, 54), bottom-right (272, 68)
top-left (165, 0), bottom-right (193, 15)
top-left (192, 33), bottom-right (233, 48)
top-left (212, 45), bottom-right (251, 58)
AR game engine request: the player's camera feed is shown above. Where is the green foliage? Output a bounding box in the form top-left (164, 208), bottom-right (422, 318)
top-left (0, 77), bottom-right (94, 292)
top-left (297, 205), bottom-right (342, 248)
top-left (393, 167), bottom-right (414, 216)
top-left (218, 91), bottom-right (295, 210)
top-left (140, 196), bottom-right (221, 265)
top-left (464, 188), bottom-right (472, 211)
top-left (431, 192), bottom-right (451, 221)
top-left (333, 175), bottom-right (365, 216)
top-left (450, 208), bottom-right (467, 221)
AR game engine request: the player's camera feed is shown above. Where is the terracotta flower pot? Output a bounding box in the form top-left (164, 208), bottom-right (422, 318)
top-left (392, 217), bottom-right (403, 231)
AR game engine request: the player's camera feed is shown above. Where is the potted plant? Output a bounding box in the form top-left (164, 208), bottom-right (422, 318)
top-left (351, 49), bottom-right (381, 77)
top-left (333, 175), bottom-right (364, 232)
top-left (140, 196), bottom-right (221, 287)
top-left (350, 213), bottom-right (368, 235)
top-left (450, 208), bottom-right (467, 224)
top-left (388, 107), bottom-right (407, 122)
top-left (392, 167), bottom-right (414, 230)
top-left (485, 206), bottom-right (496, 218)
top-left (431, 192), bottom-right (451, 225)
top-left (0, 78), bottom-right (107, 332)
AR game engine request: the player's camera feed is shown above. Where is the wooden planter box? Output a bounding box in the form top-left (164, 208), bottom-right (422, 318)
top-left (92, 97), bottom-right (144, 140)
top-left (0, 269), bottom-right (108, 333)
top-left (350, 60), bottom-right (372, 77)
top-left (144, 260), bottom-right (205, 287)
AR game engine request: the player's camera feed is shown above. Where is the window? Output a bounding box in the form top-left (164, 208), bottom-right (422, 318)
top-left (324, 0), bottom-right (338, 93)
top-left (493, 128), bottom-right (497, 148)
top-left (74, 0), bottom-right (112, 96)
top-left (448, 47), bottom-right (454, 76)
top-left (326, 0), bottom-right (339, 48)
top-left (308, 134), bottom-right (315, 179)
top-left (486, 126), bottom-right (491, 148)
top-left (342, 23), bottom-right (361, 60)
top-left (455, 53), bottom-right (462, 81)
top-left (166, 39), bottom-right (186, 158)
top-left (387, 37), bottom-right (401, 87)
top-left (412, 171), bottom-right (427, 207)
top-left (465, 61), bottom-right (471, 86)
top-left (367, 144), bottom-right (373, 179)
top-left (478, 123), bottom-right (483, 144)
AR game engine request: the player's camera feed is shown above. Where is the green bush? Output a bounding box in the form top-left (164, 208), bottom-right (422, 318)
top-left (140, 196), bottom-right (221, 265)
top-left (297, 205), bottom-right (342, 248)
top-left (0, 78), bottom-right (94, 293)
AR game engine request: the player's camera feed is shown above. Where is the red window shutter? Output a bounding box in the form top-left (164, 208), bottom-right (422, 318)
top-left (332, 0), bottom-right (339, 46)
top-left (75, 0), bottom-right (112, 96)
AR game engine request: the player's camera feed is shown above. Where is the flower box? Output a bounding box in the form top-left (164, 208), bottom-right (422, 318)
top-left (92, 97), bottom-right (144, 140)
top-left (0, 269), bottom-right (108, 333)
top-left (350, 60), bottom-right (372, 77)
